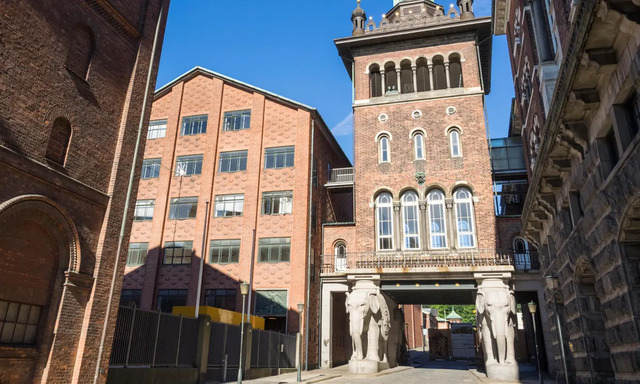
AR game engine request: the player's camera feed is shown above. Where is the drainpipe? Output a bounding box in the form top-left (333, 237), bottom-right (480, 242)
top-left (93, 1), bottom-right (165, 382)
top-left (305, 118), bottom-right (315, 370)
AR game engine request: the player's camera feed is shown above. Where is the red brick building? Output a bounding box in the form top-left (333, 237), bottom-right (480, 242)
top-left (0, 0), bottom-right (168, 383)
top-left (495, 0), bottom-right (640, 382)
top-left (121, 67), bottom-right (350, 367)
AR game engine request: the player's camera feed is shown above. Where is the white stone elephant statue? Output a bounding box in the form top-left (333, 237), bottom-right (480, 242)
top-left (476, 277), bottom-right (518, 381)
top-left (344, 280), bottom-right (402, 373)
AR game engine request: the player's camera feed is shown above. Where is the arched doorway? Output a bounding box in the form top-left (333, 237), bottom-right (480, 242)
top-left (0, 195), bottom-right (83, 382)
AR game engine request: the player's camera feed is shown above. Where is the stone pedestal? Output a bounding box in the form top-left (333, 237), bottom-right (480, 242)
top-left (486, 362), bottom-right (519, 381)
top-left (348, 359), bottom-right (389, 374)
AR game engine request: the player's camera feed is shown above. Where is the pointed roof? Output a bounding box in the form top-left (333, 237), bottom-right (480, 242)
top-left (446, 309), bottom-right (463, 320)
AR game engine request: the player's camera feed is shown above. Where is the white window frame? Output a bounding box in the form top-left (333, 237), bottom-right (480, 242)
top-left (379, 136), bottom-right (390, 163)
top-left (147, 119), bottom-right (167, 139)
top-left (375, 193), bottom-right (394, 250)
top-left (454, 188), bottom-right (476, 248)
top-left (401, 191), bottom-right (421, 250)
top-left (334, 241), bottom-right (347, 272)
top-left (414, 133), bottom-right (425, 160)
top-left (449, 129), bottom-right (462, 157)
top-left (427, 190), bottom-right (448, 249)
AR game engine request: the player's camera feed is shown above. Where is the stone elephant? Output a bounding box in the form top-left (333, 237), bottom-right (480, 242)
top-left (476, 279), bottom-right (518, 380)
top-left (345, 281), bottom-right (402, 373)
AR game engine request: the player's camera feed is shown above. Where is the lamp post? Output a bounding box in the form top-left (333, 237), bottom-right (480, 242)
top-left (545, 275), bottom-right (569, 384)
top-left (528, 301), bottom-right (543, 384)
top-left (237, 282), bottom-right (249, 384)
top-left (297, 303), bottom-right (304, 383)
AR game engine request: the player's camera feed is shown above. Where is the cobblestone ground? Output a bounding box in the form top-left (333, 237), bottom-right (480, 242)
top-left (230, 351), bottom-right (556, 384)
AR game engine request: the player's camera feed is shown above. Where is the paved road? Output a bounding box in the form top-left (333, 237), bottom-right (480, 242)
top-left (233, 352), bottom-right (556, 384)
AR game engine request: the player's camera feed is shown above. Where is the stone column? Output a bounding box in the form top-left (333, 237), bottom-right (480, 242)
top-left (393, 202), bottom-right (402, 250)
top-left (380, 70), bottom-right (386, 95)
top-left (395, 68), bottom-right (402, 93)
top-left (428, 63), bottom-right (434, 91)
top-left (475, 273), bottom-right (518, 381)
top-left (444, 62), bottom-right (451, 89)
top-left (445, 198), bottom-right (455, 248)
top-left (419, 201), bottom-right (428, 250)
top-left (411, 66), bottom-right (418, 93)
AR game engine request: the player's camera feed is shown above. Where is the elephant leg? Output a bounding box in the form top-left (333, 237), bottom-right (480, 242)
top-left (366, 316), bottom-right (380, 361)
top-left (481, 325), bottom-right (496, 365)
top-left (505, 327), bottom-right (516, 364)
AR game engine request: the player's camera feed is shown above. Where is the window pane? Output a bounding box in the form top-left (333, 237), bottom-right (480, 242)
top-left (265, 147), bottom-right (294, 169)
top-left (181, 115), bottom-right (208, 136)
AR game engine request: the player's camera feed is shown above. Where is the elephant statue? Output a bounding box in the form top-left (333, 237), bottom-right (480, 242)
top-left (476, 278), bottom-right (518, 380)
top-left (344, 280), bottom-right (402, 373)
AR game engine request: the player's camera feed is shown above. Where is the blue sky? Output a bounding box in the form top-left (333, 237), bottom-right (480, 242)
top-left (156, 0), bottom-right (514, 162)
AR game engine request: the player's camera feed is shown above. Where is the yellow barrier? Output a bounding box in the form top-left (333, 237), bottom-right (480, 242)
top-left (172, 306), bottom-right (265, 330)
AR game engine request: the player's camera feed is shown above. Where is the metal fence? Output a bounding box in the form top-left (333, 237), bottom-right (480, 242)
top-left (249, 328), bottom-right (297, 369)
top-left (321, 249), bottom-right (514, 274)
top-left (109, 306), bottom-right (199, 368)
top-left (327, 167), bottom-right (354, 184)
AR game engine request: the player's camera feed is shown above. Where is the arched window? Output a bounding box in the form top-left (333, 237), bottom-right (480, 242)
top-left (400, 60), bottom-right (414, 93)
top-left (427, 190), bottom-right (447, 249)
top-left (384, 62), bottom-right (397, 93)
top-left (448, 54), bottom-right (463, 88)
top-left (335, 241), bottom-right (347, 271)
top-left (432, 56), bottom-right (447, 90)
top-left (401, 191), bottom-right (420, 250)
top-left (66, 25), bottom-right (95, 79)
top-left (369, 64), bottom-right (382, 98)
top-left (376, 193), bottom-right (394, 250)
top-left (414, 133), bottom-right (425, 160)
top-left (454, 188), bottom-right (476, 248)
top-left (379, 136), bottom-right (390, 163)
top-left (513, 238), bottom-right (531, 270)
top-left (416, 58), bottom-right (430, 92)
top-left (46, 117), bottom-right (72, 165)
top-left (449, 129), bottom-right (462, 157)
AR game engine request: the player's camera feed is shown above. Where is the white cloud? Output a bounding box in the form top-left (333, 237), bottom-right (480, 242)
top-left (330, 112), bottom-right (354, 137)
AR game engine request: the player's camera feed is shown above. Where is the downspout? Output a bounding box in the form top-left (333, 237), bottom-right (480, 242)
top-left (93, 1), bottom-right (165, 383)
top-left (305, 117), bottom-right (315, 370)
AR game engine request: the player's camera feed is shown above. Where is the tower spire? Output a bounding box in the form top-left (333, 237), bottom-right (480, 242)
top-left (351, 0), bottom-right (366, 36)
top-left (457, 0), bottom-right (474, 20)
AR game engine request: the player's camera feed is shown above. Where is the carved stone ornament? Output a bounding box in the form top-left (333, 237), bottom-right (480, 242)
top-left (415, 171), bottom-right (426, 185)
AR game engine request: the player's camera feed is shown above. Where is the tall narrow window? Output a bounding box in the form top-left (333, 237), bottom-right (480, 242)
top-left (45, 117), bottom-right (72, 165)
top-left (513, 238), bottom-right (531, 270)
top-left (400, 60), bottom-right (414, 93)
top-left (414, 133), bottom-right (425, 160)
top-left (376, 193), bottom-right (394, 250)
top-left (65, 25), bottom-right (95, 79)
top-left (432, 56), bottom-right (447, 90)
top-left (454, 188), bottom-right (476, 248)
top-left (379, 136), bottom-right (390, 163)
top-left (370, 64), bottom-right (382, 97)
top-left (384, 62), bottom-right (397, 93)
top-left (448, 54), bottom-right (463, 88)
top-left (427, 190), bottom-right (447, 249)
top-left (416, 58), bottom-right (430, 92)
top-left (449, 129), bottom-right (462, 157)
top-left (401, 191), bottom-right (420, 250)
top-left (335, 241), bottom-right (347, 271)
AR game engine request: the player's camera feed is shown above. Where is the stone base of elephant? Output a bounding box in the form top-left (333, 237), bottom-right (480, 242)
top-left (486, 362), bottom-right (519, 381)
top-left (348, 359), bottom-right (389, 374)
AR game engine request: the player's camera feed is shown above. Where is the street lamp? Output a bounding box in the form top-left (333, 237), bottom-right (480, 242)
top-left (297, 302), bottom-right (304, 383)
top-left (545, 275), bottom-right (569, 384)
top-left (237, 282), bottom-right (250, 384)
top-left (528, 301), bottom-right (543, 384)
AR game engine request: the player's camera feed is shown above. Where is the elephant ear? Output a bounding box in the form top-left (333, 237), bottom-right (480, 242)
top-left (345, 291), bottom-right (351, 311)
top-left (369, 292), bottom-right (380, 314)
top-left (475, 292), bottom-right (485, 316)
top-left (509, 291), bottom-right (516, 315)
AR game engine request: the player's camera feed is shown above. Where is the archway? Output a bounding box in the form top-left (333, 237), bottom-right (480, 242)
top-left (0, 195), bottom-right (83, 382)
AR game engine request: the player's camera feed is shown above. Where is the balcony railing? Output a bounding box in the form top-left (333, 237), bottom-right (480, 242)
top-left (321, 249), bottom-right (515, 274)
top-left (326, 167), bottom-right (354, 186)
